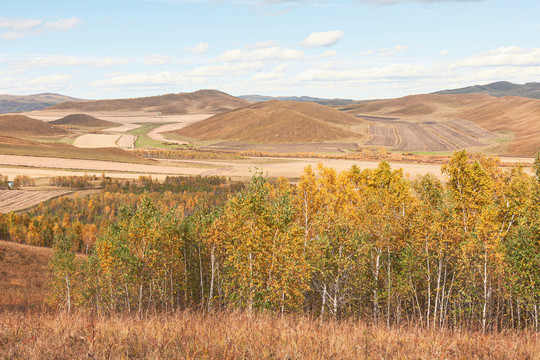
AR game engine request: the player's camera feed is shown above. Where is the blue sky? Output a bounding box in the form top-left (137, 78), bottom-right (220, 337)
top-left (1, 0), bottom-right (539, 100)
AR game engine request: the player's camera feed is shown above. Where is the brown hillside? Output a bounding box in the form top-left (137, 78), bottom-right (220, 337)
top-left (348, 94), bottom-right (494, 120)
top-left (0, 240), bottom-right (53, 309)
top-left (347, 94), bottom-right (540, 156)
top-left (49, 90), bottom-right (251, 115)
top-left (175, 100), bottom-right (367, 143)
top-left (50, 114), bottom-right (118, 128)
top-left (0, 115), bottom-right (70, 138)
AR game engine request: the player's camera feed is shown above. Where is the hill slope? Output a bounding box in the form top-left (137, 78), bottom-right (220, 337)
top-left (346, 94), bottom-right (540, 156)
top-left (49, 90), bottom-right (251, 115)
top-left (175, 100), bottom-right (367, 143)
top-left (50, 114), bottom-right (118, 128)
top-left (0, 93), bottom-right (83, 114)
top-left (433, 81), bottom-right (540, 99)
top-left (0, 115), bottom-right (71, 138)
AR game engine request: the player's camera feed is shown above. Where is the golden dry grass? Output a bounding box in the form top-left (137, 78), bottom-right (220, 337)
top-left (1, 310), bottom-right (539, 359)
top-left (176, 100), bottom-right (368, 143)
top-left (1, 236), bottom-right (539, 359)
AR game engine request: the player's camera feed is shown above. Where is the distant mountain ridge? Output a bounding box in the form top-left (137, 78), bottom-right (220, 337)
top-left (239, 95), bottom-right (361, 106)
top-left (0, 93), bottom-right (84, 114)
top-left (433, 81), bottom-right (540, 99)
top-left (50, 89), bottom-right (251, 115)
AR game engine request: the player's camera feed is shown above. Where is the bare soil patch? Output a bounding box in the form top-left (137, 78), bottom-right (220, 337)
top-left (365, 125), bottom-right (398, 146)
top-left (73, 134), bottom-right (121, 148)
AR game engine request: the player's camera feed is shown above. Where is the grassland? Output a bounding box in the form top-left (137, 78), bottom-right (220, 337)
top-left (128, 123), bottom-right (181, 149)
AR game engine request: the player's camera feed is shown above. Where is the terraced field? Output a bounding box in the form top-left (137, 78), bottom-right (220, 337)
top-left (446, 119), bottom-right (498, 139)
top-left (366, 125), bottom-right (398, 146)
top-left (73, 134), bottom-right (137, 149)
top-left (0, 190), bottom-right (71, 213)
top-left (363, 117), bottom-right (498, 152)
top-left (426, 122), bottom-right (484, 148)
top-left (395, 123), bottom-right (454, 152)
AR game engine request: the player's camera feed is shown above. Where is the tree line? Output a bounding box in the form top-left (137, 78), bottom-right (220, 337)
top-left (44, 151), bottom-right (540, 332)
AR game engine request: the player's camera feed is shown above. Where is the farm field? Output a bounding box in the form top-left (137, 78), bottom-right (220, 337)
top-left (73, 134), bottom-right (121, 148)
top-left (0, 190), bottom-right (71, 213)
top-left (365, 125), bottom-right (398, 146)
top-left (395, 123), bottom-right (455, 152)
top-left (427, 122), bottom-right (485, 148)
top-left (362, 117), bottom-right (499, 152)
top-left (446, 118), bottom-right (499, 139)
top-left (0, 153), bottom-right (489, 181)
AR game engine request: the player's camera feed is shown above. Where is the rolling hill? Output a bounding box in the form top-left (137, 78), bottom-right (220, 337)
top-left (0, 93), bottom-right (83, 114)
top-left (0, 115), bottom-right (71, 138)
top-left (433, 81), bottom-right (540, 99)
top-left (49, 89), bottom-right (251, 115)
top-left (346, 94), bottom-right (540, 156)
top-left (50, 114), bottom-right (118, 129)
top-left (174, 100), bottom-right (367, 143)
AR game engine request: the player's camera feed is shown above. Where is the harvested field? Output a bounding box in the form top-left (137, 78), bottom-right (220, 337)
top-left (73, 134), bottom-right (121, 148)
top-left (116, 134), bottom-right (137, 149)
top-left (366, 125), bottom-right (398, 146)
top-left (446, 118), bottom-right (498, 139)
top-left (0, 190), bottom-right (71, 213)
top-left (395, 123), bottom-right (455, 152)
top-left (201, 141), bottom-right (359, 153)
top-left (426, 122), bottom-right (485, 148)
top-left (0, 154), bottom-right (449, 181)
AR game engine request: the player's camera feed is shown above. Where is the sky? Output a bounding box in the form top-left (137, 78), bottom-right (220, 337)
top-left (1, 0), bottom-right (539, 100)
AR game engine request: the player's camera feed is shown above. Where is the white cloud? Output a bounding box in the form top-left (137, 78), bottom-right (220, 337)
top-left (187, 62), bottom-right (265, 77)
top-left (184, 42), bottom-right (210, 54)
top-left (439, 49), bottom-right (450, 56)
top-left (25, 73), bottom-right (72, 86)
top-left (93, 71), bottom-right (204, 87)
top-left (0, 17), bottom-right (82, 40)
top-left (359, 45), bottom-right (410, 57)
top-left (296, 64), bottom-right (429, 81)
top-left (144, 54), bottom-right (172, 65)
top-left (217, 46), bottom-right (304, 62)
top-left (453, 46), bottom-right (540, 67)
top-left (1, 55), bottom-right (130, 69)
top-left (43, 17), bottom-right (83, 31)
top-left (300, 30), bottom-right (343, 48)
top-left (251, 71), bottom-right (285, 81)
top-left (321, 50), bottom-right (337, 57)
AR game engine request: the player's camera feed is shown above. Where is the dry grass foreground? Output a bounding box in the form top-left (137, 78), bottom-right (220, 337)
top-left (1, 310), bottom-right (538, 359)
top-left (1, 238), bottom-right (540, 359)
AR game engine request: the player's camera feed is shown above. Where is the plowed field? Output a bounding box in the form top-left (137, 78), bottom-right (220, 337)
top-left (426, 122), bottom-right (484, 149)
top-left (366, 126), bottom-right (398, 146)
top-left (446, 119), bottom-right (498, 139)
top-left (395, 123), bottom-right (455, 152)
top-left (0, 190), bottom-right (71, 213)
